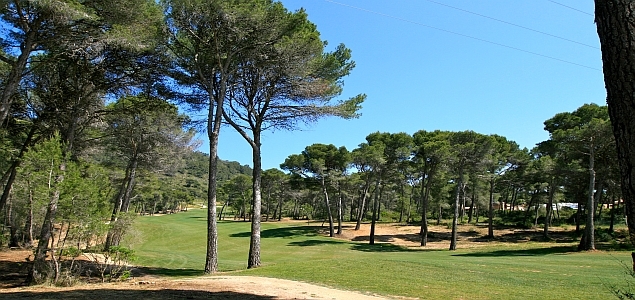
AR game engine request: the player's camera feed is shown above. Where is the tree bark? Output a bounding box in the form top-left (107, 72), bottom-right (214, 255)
top-left (248, 139), bottom-right (262, 269)
top-left (0, 25), bottom-right (39, 125)
top-left (594, 0), bottom-right (635, 269)
top-left (420, 173), bottom-right (432, 246)
top-left (468, 181), bottom-right (476, 224)
top-left (27, 162), bottom-right (65, 285)
top-left (337, 185), bottom-right (343, 235)
top-left (450, 168), bottom-right (463, 251)
top-left (321, 177), bottom-right (335, 237)
top-left (543, 177), bottom-right (556, 239)
top-left (580, 146), bottom-right (597, 250)
top-left (355, 179), bottom-right (371, 230)
top-left (488, 178), bottom-right (495, 238)
top-left (369, 178), bottom-right (380, 245)
top-left (0, 125), bottom-right (37, 213)
top-left (104, 158), bottom-right (137, 250)
top-left (204, 97), bottom-right (222, 274)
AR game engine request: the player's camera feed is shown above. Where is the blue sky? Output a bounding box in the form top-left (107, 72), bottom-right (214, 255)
top-left (201, 0), bottom-right (604, 170)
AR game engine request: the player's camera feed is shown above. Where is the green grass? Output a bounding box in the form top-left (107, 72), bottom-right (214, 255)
top-left (125, 208), bottom-right (633, 299)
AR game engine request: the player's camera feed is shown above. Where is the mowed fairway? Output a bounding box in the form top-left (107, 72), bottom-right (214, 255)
top-left (127, 208), bottom-right (633, 299)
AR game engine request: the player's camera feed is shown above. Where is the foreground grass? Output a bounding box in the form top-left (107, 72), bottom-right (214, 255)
top-left (125, 208), bottom-right (632, 299)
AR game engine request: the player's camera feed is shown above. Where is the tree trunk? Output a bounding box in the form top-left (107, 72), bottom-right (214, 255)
top-left (488, 178), bottom-right (495, 238)
top-left (459, 183), bottom-right (466, 222)
top-left (420, 173), bottom-right (433, 246)
top-left (610, 194), bottom-right (617, 233)
top-left (594, 0), bottom-right (635, 270)
top-left (580, 147), bottom-right (596, 250)
top-left (25, 183), bottom-right (34, 246)
top-left (218, 200), bottom-right (228, 221)
top-left (450, 168), bottom-right (463, 251)
top-left (321, 177), bottom-right (335, 237)
top-left (337, 185), bottom-right (343, 235)
top-left (543, 177), bottom-right (556, 239)
top-left (248, 141), bottom-right (262, 269)
top-left (0, 27), bottom-right (38, 125)
top-left (355, 179), bottom-right (371, 230)
top-left (576, 197), bottom-right (582, 234)
top-left (369, 178), bottom-right (381, 245)
top-left (265, 186), bottom-right (271, 222)
top-left (27, 162), bottom-right (65, 285)
top-left (104, 158), bottom-right (137, 251)
top-left (120, 159), bottom-right (138, 213)
top-left (468, 181), bottom-right (476, 224)
top-left (0, 125), bottom-right (36, 213)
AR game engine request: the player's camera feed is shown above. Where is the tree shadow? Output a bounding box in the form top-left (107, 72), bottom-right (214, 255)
top-left (287, 239), bottom-right (346, 247)
top-left (468, 230), bottom-right (578, 244)
top-left (0, 259), bottom-right (28, 288)
top-left (132, 266), bottom-right (204, 277)
top-left (0, 289), bottom-right (277, 300)
top-left (350, 243), bottom-right (430, 253)
top-left (229, 226), bottom-right (320, 239)
top-left (452, 245), bottom-right (576, 257)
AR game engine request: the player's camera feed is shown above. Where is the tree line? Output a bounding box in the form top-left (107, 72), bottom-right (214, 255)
top-left (228, 103), bottom-right (615, 252)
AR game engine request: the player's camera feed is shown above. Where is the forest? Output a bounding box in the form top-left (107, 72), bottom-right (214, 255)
top-left (0, 0), bottom-right (629, 293)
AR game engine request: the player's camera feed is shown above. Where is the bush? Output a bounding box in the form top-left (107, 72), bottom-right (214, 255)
top-left (84, 245), bottom-right (136, 282)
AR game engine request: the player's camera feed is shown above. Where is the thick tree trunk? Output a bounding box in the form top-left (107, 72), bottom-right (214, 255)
top-left (580, 148), bottom-right (597, 250)
top-left (27, 162), bottom-right (65, 285)
top-left (204, 92), bottom-right (223, 273)
top-left (594, 0), bottom-right (635, 269)
top-left (0, 125), bottom-right (36, 213)
top-left (369, 178), bottom-right (381, 245)
top-left (248, 142), bottom-right (262, 269)
top-left (0, 28), bottom-right (38, 125)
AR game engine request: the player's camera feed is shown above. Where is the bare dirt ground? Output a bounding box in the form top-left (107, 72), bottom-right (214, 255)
top-left (0, 222), bottom-right (574, 299)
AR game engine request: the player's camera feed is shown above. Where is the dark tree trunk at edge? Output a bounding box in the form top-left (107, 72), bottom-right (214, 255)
top-left (594, 0), bottom-right (635, 270)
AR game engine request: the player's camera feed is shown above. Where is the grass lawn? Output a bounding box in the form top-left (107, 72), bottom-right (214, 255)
top-left (125, 208), bottom-right (633, 299)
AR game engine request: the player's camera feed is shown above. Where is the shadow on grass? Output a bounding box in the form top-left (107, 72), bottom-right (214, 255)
top-left (452, 245), bottom-right (576, 257)
top-left (350, 243), bottom-right (428, 253)
top-left (230, 226), bottom-right (320, 239)
top-left (287, 239), bottom-right (346, 247)
top-left (0, 289), bottom-right (276, 300)
top-left (132, 266), bottom-right (204, 277)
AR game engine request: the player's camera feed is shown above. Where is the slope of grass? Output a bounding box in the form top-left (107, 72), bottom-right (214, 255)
top-left (125, 208), bottom-right (633, 299)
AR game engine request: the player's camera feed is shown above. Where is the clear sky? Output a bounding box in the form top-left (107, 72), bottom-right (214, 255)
top-left (199, 0), bottom-right (605, 170)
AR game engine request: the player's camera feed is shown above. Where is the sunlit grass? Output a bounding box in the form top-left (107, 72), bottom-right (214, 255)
top-left (125, 208), bottom-right (633, 299)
